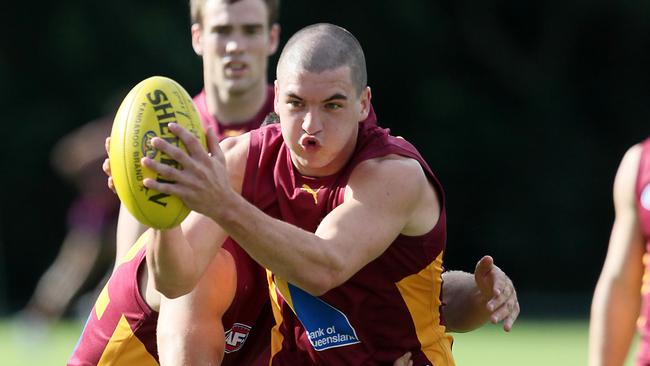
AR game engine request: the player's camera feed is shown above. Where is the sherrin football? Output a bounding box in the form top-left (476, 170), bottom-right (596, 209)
top-left (109, 76), bottom-right (207, 229)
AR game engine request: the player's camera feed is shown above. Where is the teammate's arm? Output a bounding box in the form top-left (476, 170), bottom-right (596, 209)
top-left (442, 256), bottom-right (519, 332)
top-left (157, 248), bottom-right (237, 365)
top-left (589, 144), bottom-right (645, 366)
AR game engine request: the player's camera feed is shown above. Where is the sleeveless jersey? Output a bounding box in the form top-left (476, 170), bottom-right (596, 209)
top-left (193, 86), bottom-right (274, 139)
top-left (68, 233), bottom-right (157, 366)
top-left (636, 138), bottom-right (650, 365)
top-left (243, 123), bottom-right (453, 366)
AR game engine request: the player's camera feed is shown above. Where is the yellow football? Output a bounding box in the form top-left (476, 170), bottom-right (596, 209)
top-left (109, 76), bottom-right (206, 229)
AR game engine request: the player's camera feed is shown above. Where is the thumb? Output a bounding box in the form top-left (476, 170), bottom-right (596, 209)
top-left (475, 255), bottom-right (494, 278)
top-left (474, 255), bottom-right (495, 290)
top-left (205, 127), bottom-right (224, 160)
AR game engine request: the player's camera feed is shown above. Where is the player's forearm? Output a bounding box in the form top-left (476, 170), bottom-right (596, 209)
top-left (214, 193), bottom-right (341, 295)
top-left (589, 279), bottom-right (640, 366)
top-left (147, 228), bottom-right (200, 298)
top-left (114, 205), bottom-right (148, 265)
top-left (442, 271), bottom-right (491, 332)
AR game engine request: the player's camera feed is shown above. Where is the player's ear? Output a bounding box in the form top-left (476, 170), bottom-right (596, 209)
top-left (273, 80), bottom-right (280, 114)
top-left (268, 24), bottom-right (281, 56)
top-left (358, 86), bottom-right (371, 121)
top-left (191, 23), bottom-right (203, 56)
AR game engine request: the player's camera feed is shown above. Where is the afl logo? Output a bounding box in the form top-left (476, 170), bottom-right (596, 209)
top-left (224, 323), bottom-right (251, 353)
top-left (642, 184), bottom-right (650, 211)
top-left (141, 131), bottom-right (158, 159)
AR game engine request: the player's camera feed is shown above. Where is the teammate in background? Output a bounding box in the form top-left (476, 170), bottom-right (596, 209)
top-left (139, 23), bottom-right (519, 365)
top-left (589, 139), bottom-right (650, 366)
top-left (20, 114), bottom-right (119, 328)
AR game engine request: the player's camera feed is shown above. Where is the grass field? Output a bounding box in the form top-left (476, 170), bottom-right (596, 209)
top-left (0, 317), bottom-right (638, 365)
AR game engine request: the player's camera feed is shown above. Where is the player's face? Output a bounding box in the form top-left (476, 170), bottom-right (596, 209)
top-left (275, 66), bottom-right (371, 177)
top-left (194, 0), bottom-right (278, 97)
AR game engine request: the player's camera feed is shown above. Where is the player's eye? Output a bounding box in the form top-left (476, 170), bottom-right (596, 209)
top-left (212, 25), bottom-right (232, 35)
top-left (243, 25), bottom-right (263, 36)
top-left (288, 100), bottom-right (303, 108)
top-left (325, 103), bottom-right (342, 110)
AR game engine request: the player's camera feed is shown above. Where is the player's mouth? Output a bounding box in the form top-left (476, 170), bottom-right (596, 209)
top-left (224, 61), bottom-right (248, 78)
top-left (299, 135), bottom-right (321, 151)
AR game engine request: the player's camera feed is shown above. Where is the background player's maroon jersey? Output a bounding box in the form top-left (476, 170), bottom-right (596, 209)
top-left (242, 123), bottom-right (454, 365)
top-left (193, 86), bottom-right (274, 139)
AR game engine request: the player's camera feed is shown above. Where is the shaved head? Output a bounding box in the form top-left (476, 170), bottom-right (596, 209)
top-left (277, 23), bottom-right (367, 96)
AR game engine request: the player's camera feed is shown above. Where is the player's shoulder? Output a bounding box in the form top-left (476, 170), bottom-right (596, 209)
top-left (617, 143), bottom-right (643, 180)
top-left (349, 154), bottom-right (428, 196)
top-left (354, 154), bottom-right (425, 180)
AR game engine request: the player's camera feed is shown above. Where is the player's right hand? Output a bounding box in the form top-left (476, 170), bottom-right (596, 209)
top-left (103, 136), bottom-right (115, 193)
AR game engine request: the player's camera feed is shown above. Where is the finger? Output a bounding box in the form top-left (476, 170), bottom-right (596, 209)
top-left (105, 136), bottom-right (111, 155)
top-left (141, 156), bottom-right (185, 184)
top-left (102, 158), bottom-right (111, 176)
top-left (486, 277), bottom-right (512, 312)
top-left (107, 176), bottom-right (115, 193)
top-left (142, 176), bottom-right (183, 197)
top-left (489, 291), bottom-right (518, 325)
top-left (502, 300), bottom-right (520, 332)
top-left (168, 122), bottom-right (209, 160)
top-left (149, 135), bottom-right (196, 171)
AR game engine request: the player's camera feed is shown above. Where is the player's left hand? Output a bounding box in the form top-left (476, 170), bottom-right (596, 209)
top-left (474, 255), bottom-right (519, 331)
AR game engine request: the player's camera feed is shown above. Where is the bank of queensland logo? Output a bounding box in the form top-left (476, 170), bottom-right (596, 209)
top-left (141, 131), bottom-right (158, 159)
top-left (642, 184), bottom-right (650, 211)
top-left (224, 323), bottom-right (251, 353)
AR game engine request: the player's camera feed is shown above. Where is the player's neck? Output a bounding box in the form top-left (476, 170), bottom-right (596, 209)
top-left (205, 82), bottom-right (267, 126)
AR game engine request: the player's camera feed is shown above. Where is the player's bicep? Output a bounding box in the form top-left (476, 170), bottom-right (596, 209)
top-left (315, 157), bottom-right (433, 281)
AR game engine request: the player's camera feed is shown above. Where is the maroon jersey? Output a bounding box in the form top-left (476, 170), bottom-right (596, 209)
top-left (243, 123), bottom-right (453, 365)
top-left (636, 138), bottom-right (650, 365)
top-left (68, 233), bottom-right (157, 366)
top-left (193, 86), bottom-right (274, 140)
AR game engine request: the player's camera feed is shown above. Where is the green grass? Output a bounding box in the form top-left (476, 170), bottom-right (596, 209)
top-left (0, 317), bottom-right (83, 366)
top-left (0, 317), bottom-right (639, 365)
top-left (453, 319), bottom-right (638, 366)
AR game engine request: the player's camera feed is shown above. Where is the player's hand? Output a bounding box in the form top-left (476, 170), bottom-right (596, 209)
top-left (392, 352), bottom-right (413, 366)
top-left (103, 137), bottom-right (116, 193)
top-left (141, 124), bottom-right (230, 218)
top-left (474, 255), bottom-right (519, 331)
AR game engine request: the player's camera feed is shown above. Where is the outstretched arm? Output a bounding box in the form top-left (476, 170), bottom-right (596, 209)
top-left (589, 144), bottom-right (645, 366)
top-left (442, 256), bottom-right (519, 333)
top-left (143, 123), bottom-right (440, 296)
